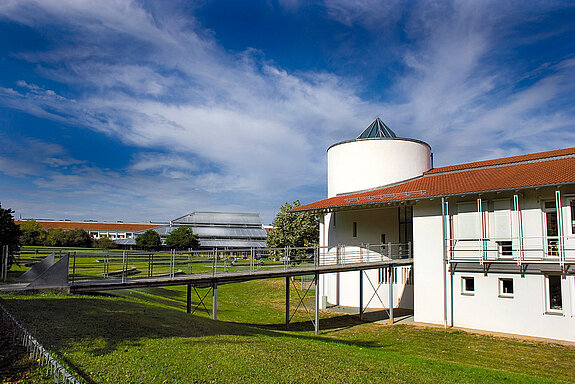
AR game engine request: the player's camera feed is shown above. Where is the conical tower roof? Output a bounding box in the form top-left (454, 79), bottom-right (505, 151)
top-left (357, 117), bottom-right (397, 139)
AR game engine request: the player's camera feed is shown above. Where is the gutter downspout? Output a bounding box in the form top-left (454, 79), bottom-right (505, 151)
top-left (441, 197), bottom-right (448, 329)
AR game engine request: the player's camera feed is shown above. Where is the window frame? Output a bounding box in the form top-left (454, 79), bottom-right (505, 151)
top-left (498, 278), bottom-right (514, 298)
top-left (545, 275), bottom-right (564, 315)
top-left (461, 276), bottom-right (475, 295)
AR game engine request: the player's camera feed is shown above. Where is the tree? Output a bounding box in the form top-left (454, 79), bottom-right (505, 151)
top-left (45, 229), bottom-right (68, 247)
top-left (0, 204), bottom-right (22, 270)
top-left (93, 236), bottom-right (117, 249)
top-left (136, 229), bottom-right (161, 251)
top-left (66, 228), bottom-right (92, 248)
top-left (266, 200), bottom-right (319, 249)
top-left (18, 219), bottom-right (47, 245)
top-left (165, 226), bottom-right (199, 251)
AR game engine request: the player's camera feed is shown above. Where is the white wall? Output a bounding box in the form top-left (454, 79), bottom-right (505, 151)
top-left (419, 188), bottom-right (575, 342)
top-left (413, 200), bottom-right (447, 325)
top-left (452, 272), bottom-right (575, 343)
top-left (327, 139), bottom-right (431, 197)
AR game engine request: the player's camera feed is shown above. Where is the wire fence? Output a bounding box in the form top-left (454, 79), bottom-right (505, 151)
top-left (0, 302), bottom-right (80, 384)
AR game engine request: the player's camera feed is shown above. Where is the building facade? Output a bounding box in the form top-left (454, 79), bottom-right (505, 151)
top-left (15, 220), bottom-right (162, 240)
top-left (131, 211), bottom-right (268, 250)
top-left (295, 118), bottom-right (575, 343)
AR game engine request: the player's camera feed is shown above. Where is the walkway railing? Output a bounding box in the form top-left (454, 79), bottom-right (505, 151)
top-left (60, 243), bottom-right (411, 283)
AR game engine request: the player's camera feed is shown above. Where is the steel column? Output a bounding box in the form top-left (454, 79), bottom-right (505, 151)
top-left (314, 272), bottom-right (319, 334)
top-left (212, 281), bottom-right (218, 320)
top-left (186, 284), bottom-right (191, 314)
top-left (359, 270), bottom-right (363, 320)
top-left (389, 267), bottom-right (394, 325)
top-left (285, 276), bottom-right (290, 329)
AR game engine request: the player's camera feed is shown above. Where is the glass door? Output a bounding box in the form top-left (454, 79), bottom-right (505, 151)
top-left (544, 202), bottom-right (558, 257)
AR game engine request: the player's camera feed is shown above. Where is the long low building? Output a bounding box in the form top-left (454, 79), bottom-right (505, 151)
top-left (15, 220), bottom-right (162, 240)
top-left (294, 117), bottom-right (575, 343)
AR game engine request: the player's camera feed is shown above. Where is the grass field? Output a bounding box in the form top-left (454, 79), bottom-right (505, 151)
top-left (1, 278), bottom-right (575, 383)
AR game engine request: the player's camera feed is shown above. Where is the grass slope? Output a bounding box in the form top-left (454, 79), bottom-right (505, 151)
top-left (1, 279), bottom-right (574, 383)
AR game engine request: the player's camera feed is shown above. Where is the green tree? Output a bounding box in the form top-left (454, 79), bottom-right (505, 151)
top-left (18, 219), bottom-right (47, 245)
top-left (66, 228), bottom-right (92, 248)
top-left (45, 229), bottom-right (68, 247)
top-left (93, 236), bottom-right (118, 249)
top-left (0, 204), bottom-right (22, 269)
top-left (266, 200), bottom-right (319, 249)
top-left (165, 226), bottom-right (199, 250)
top-left (136, 229), bottom-right (161, 251)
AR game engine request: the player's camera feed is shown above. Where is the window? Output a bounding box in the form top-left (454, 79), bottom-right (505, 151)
top-left (546, 275), bottom-right (563, 313)
top-left (497, 241), bottom-right (513, 257)
top-left (461, 277), bottom-right (475, 295)
top-left (398, 206), bottom-right (413, 244)
top-left (380, 233), bottom-right (386, 245)
top-left (352, 222), bottom-right (357, 237)
top-left (332, 213), bottom-right (336, 228)
top-left (543, 201), bottom-right (559, 256)
top-left (498, 278), bottom-right (514, 298)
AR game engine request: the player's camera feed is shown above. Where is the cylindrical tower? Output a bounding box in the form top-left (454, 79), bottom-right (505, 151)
top-left (327, 118), bottom-right (431, 197)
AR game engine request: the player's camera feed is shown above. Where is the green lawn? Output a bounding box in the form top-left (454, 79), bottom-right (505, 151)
top-left (1, 279), bottom-right (574, 383)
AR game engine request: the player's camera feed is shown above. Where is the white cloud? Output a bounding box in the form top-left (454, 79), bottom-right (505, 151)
top-left (1, 0), bottom-right (574, 223)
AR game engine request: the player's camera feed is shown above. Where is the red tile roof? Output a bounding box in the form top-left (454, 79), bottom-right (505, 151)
top-left (14, 221), bottom-right (161, 232)
top-left (295, 147), bottom-right (575, 212)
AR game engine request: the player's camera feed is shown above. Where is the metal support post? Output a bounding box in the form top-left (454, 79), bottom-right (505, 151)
top-left (212, 281), bottom-right (218, 320)
top-left (389, 267), bottom-right (394, 325)
top-left (441, 196), bottom-right (448, 328)
top-left (122, 250), bottom-right (126, 283)
top-left (187, 284), bottom-right (191, 314)
top-left (71, 252), bottom-right (76, 283)
top-left (359, 270), bottom-right (363, 320)
top-left (314, 272), bottom-right (319, 334)
top-left (285, 276), bottom-right (290, 329)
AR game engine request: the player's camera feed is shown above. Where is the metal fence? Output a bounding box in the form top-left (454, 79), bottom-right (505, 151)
top-left (0, 302), bottom-right (80, 384)
top-left (447, 236), bottom-right (575, 266)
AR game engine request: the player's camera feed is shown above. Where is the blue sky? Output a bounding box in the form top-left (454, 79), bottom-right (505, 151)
top-left (1, 0), bottom-right (574, 224)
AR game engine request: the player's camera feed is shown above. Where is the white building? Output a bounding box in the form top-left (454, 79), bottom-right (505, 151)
top-left (295, 118), bottom-right (575, 343)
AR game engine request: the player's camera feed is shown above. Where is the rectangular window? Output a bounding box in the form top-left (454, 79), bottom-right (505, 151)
top-left (381, 233), bottom-right (386, 245)
top-left (461, 277), bottom-right (475, 295)
top-left (499, 278), bottom-right (514, 298)
top-left (547, 275), bottom-right (563, 313)
top-left (497, 241), bottom-right (513, 258)
top-left (333, 213), bottom-right (336, 228)
top-left (352, 222), bottom-right (357, 237)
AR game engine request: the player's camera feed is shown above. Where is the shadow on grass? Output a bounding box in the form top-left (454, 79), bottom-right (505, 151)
top-left (0, 294), bottom-right (387, 359)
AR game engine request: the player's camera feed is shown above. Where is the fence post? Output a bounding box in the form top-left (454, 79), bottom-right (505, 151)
top-left (122, 250), bottom-right (126, 283)
top-left (71, 252), bottom-right (76, 283)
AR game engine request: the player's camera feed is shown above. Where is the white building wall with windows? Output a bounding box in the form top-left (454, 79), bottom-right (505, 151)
top-left (411, 188), bottom-right (575, 342)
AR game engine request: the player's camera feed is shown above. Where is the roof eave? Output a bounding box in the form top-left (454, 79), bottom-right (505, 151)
top-left (293, 181), bottom-right (575, 213)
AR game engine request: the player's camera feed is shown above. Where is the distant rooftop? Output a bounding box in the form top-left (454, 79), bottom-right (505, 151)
top-left (357, 117), bottom-right (397, 139)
